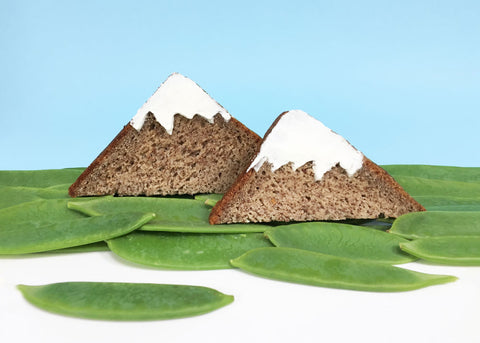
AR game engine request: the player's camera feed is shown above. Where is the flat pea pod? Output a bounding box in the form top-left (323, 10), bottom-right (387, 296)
top-left (412, 195), bottom-right (480, 212)
top-left (46, 241), bottom-right (110, 254)
top-left (108, 231), bottom-right (272, 270)
top-left (68, 197), bottom-right (268, 233)
top-left (231, 247), bottom-right (456, 292)
top-left (389, 211), bottom-right (480, 239)
top-left (391, 175), bottom-right (480, 198)
top-left (17, 282), bottom-right (234, 321)
top-left (381, 165), bottom-right (480, 183)
top-left (0, 212), bottom-right (155, 254)
top-left (0, 199), bottom-right (86, 228)
top-left (0, 185), bottom-right (69, 210)
top-left (265, 222), bottom-right (416, 264)
top-left (0, 168), bottom-right (85, 187)
top-left (400, 236), bottom-right (480, 266)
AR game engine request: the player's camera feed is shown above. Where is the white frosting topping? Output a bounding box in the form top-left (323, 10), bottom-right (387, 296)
top-left (130, 73), bottom-right (231, 134)
top-left (248, 110), bottom-right (364, 180)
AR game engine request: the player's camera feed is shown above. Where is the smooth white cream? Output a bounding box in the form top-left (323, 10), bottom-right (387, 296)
top-left (248, 110), bottom-right (364, 180)
top-left (130, 73), bottom-right (231, 134)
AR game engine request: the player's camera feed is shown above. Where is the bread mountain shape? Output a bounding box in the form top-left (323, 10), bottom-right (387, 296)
top-left (69, 73), bottom-right (262, 197)
top-left (209, 110), bottom-right (425, 224)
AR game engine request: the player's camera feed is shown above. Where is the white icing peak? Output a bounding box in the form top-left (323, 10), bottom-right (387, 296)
top-left (130, 73), bottom-right (231, 134)
top-left (248, 110), bottom-right (364, 180)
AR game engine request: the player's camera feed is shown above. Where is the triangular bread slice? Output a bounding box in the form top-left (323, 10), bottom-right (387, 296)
top-left (209, 110), bottom-right (425, 224)
top-left (69, 73), bottom-right (261, 197)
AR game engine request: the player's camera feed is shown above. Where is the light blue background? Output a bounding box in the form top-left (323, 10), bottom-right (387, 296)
top-left (1, 0), bottom-right (479, 170)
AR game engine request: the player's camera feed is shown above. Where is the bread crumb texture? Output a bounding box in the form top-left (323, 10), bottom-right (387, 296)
top-left (69, 113), bottom-right (261, 196)
top-left (209, 158), bottom-right (425, 224)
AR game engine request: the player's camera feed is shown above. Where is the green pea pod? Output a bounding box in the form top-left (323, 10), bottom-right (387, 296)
top-left (0, 168), bottom-right (84, 187)
top-left (389, 211), bottom-right (480, 239)
top-left (17, 282), bottom-right (234, 321)
top-left (400, 236), bottom-right (480, 266)
top-left (410, 195), bottom-right (480, 212)
top-left (46, 241), bottom-right (110, 254)
top-left (391, 176), bottom-right (480, 198)
top-left (265, 222), bottom-right (416, 264)
top-left (0, 185), bottom-right (69, 210)
top-left (231, 247), bottom-right (456, 292)
top-left (68, 197), bottom-right (268, 233)
top-left (381, 165), bottom-right (480, 183)
top-left (108, 231), bottom-right (272, 270)
top-left (194, 193), bottom-right (223, 207)
top-left (0, 212), bottom-right (155, 254)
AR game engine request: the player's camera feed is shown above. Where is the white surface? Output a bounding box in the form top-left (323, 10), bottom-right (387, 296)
top-left (249, 110), bottom-right (364, 180)
top-left (1, 251), bottom-right (479, 343)
top-left (129, 73), bottom-right (231, 133)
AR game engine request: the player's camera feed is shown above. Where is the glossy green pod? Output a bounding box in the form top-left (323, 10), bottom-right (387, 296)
top-left (265, 222), bottom-right (416, 264)
top-left (231, 247), bottom-right (457, 292)
top-left (381, 165), bottom-right (480, 183)
top-left (108, 231), bottom-right (272, 270)
top-left (409, 195), bottom-right (480, 212)
top-left (389, 211), bottom-right (480, 239)
top-left (400, 236), bottom-right (480, 266)
top-left (391, 176), bottom-right (480, 198)
top-left (68, 197), bottom-right (268, 233)
top-left (0, 168), bottom-right (84, 187)
top-left (17, 282), bottom-right (234, 321)
top-left (0, 212), bottom-right (155, 254)
top-left (0, 185), bottom-right (70, 210)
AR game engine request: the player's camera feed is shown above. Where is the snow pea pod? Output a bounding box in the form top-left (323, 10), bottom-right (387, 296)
top-left (108, 231), bottom-right (272, 270)
top-left (266, 222), bottom-right (416, 264)
top-left (400, 236), bottom-right (480, 266)
top-left (0, 168), bottom-right (84, 187)
top-left (382, 165), bottom-right (480, 183)
top-left (389, 211), bottom-right (480, 239)
top-left (231, 247), bottom-right (456, 292)
top-left (0, 185), bottom-right (69, 210)
top-left (69, 197), bottom-right (268, 233)
top-left (0, 199), bottom-right (86, 229)
top-left (411, 195), bottom-right (480, 212)
top-left (17, 282), bottom-right (233, 321)
top-left (0, 212), bottom-right (155, 254)
top-left (391, 176), bottom-right (480, 198)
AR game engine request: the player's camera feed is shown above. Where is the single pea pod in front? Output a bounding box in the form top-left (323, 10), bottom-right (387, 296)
top-left (389, 211), bottom-right (480, 239)
top-left (108, 231), bottom-right (272, 270)
top-left (400, 236), bottom-right (480, 266)
top-left (17, 282), bottom-right (234, 321)
top-left (231, 247), bottom-right (456, 292)
top-left (265, 222), bottom-right (415, 264)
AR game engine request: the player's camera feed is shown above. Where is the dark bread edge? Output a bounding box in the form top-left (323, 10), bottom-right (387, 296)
top-left (68, 123), bottom-right (135, 197)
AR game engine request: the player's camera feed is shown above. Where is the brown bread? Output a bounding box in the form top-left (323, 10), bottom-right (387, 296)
top-left (209, 111), bottom-right (425, 224)
top-left (69, 113), bottom-right (261, 197)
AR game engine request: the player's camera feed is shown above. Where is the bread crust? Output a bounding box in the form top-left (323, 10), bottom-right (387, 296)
top-left (69, 123), bottom-right (136, 197)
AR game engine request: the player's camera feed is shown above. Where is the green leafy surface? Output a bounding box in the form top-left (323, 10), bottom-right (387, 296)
top-left (108, 231), bottom-right (272, 270)
top-left (266, 222), bottom-right (415, 264)
top-left (231, 247), bottom-right (457, 292)
top-left (17, 282), bottom-right (233, 321)
top-left (400, 236), bottom-right (480, 266)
